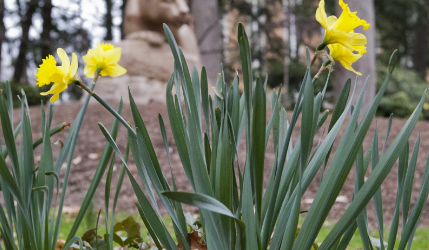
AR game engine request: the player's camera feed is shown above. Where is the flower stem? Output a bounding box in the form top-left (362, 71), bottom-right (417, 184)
top-left (91, 93), bottom-right (136, 136)
top-left (74, 73), bottom-right (137, 137)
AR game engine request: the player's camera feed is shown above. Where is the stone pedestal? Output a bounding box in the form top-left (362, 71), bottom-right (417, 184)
top-left (90, 75), bottom-right (166, 105)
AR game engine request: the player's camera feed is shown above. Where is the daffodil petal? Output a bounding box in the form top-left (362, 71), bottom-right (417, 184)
top-left (338, 59), bottom-right (362, 75)
top-left (95, 44), bottom-right (105, 59)
top-left (82, 53), bottom-right (96, 67)
top-left (57, 48), bottom-right (70, 73)
top-left (44, 82), bottom-right (68, 95)
top-left (70, 53), bottom-right (78, 77)
top-left (101, 64), bottom-right (127, 77)
top-left (327, 16), bottom-right (337, 28)
top-left (50, 93), bottom-right (60, 103)
top-left (325, 29), bottom-right (367, 50)
top-left (84, 65), bottom-right (97, 78)
top-left (105, 48), bottom-right (122, 65)
top-left (315, 0), bottom-right (328, 29)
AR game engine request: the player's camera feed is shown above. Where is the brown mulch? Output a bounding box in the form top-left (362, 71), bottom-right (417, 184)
top-left (15, 100), bottom-right (429, 229)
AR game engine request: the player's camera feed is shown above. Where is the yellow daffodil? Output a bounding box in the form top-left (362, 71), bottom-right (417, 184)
top-left (316, 0), bottom-right (369, 52)
top-left (35, 48), bottom-right (78, 102)
top-left (328, 43), bottom-right (363, 75)
top-left (83, 43), bottom-right (127, 78)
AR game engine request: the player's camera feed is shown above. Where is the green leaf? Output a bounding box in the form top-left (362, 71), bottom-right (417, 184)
top-left (372, 124), bottom-right (385, 250)
top-left (97, 122), bottom-right (178, 250)
top-left (251, 78), bottom-right (266, 220)
top-left (402, 133), bottom-right (420, 228)
top-left (297, 52), bottom-right (398, 250)
top-left (318, 88), bottom-right (425, 250)
top-left (397, 152), bottom-right (429, 250)
top-left (161, 191), bottom-right (245, 231)
top-left (65, 98), bottom-right (123, 244)
top-left (0, 93), bottom-right (20, 181)
top-left (201, 66), bottom-right (210, 134)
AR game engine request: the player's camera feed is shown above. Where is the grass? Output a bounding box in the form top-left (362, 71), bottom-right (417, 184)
top-left (57, 213), bottom-right (429, 249)
top-left (316, 220), bottom-right (429, 250)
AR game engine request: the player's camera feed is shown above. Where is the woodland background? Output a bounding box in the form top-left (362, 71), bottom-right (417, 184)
top-left (0, 0), bottom-right (428, 118)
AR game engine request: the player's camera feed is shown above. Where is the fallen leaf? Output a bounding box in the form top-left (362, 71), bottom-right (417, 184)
top-left (178, 231), bottom-right (207, 250)
top-left (56, 240), bottom-right (72, 250)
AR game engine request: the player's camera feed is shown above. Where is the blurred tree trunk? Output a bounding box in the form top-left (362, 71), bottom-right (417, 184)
top-left (412, 3), bottom-right (429, 78)
top-left (334, 0), bottom-right (376, 114)
top-left (104, 0), bottom-right (113, 41)
top-left (282, 0), bottom-right (290, 107)
top-left (41, 0), bottom-right (53, 59)
top-left (0, 0), bottom-right (6, 78)
top-left (120, 0), bottom-right (127, 39)
top-left (13, 0), bottom-right (39, 83)
top-left (191, 0), bottom-right (222, 84)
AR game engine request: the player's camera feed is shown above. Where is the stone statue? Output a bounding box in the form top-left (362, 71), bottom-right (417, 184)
top-left (124, 0), bottom-right (199, 53)
top-left (95, 0), bottom-right (203, 104)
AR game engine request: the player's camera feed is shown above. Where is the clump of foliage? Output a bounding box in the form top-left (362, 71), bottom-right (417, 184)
top-left (0, 80), bottom-right (123, 249)
top-left (84, 24), bottom-right (428, 250)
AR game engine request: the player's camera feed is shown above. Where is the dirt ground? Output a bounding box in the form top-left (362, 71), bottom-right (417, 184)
top-left (16, 100), bottom-right (429, 229)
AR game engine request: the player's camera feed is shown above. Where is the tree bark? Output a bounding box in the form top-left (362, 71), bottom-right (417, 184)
top-left (412, 4), bottom-right (429, 78)
top-left (104, 0), bottom-right (113, 41)
top-left (13, 0), bottom-right (39, 83)
top-left (333, 0), bottom-right (376, 114)
top-left (0, 0), bottom-right (6, 78)
top-left (41, 0), bottom-right (53, 59)
top-left (120, 0), bottom-right (128, 39)
top-left (191, 0), bottom-right (222, 84)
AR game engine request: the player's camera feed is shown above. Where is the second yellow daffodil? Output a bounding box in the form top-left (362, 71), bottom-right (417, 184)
top-left (35, 48), bottom-right (78, 102)
top-left (316, 0), bottom-right (369, 52)
top-left (83, 43), bottom-right (127, 78)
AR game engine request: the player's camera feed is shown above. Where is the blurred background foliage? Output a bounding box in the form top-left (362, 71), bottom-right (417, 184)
top-left (0, 0), bottom-right (428, 118)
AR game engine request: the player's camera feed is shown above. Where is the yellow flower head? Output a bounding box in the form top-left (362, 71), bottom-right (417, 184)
top-left (36, 48), bottom-right (78, 102)
top-left (316, 0), bottom-right (370, 52)
top-left (328, 43), bottom-right (363, 75)
top-left (83, 43), bottom-right (127, 78)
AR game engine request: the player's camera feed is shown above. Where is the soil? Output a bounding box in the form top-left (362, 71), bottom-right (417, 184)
top-left (15, 100), bottom-right (429, 229)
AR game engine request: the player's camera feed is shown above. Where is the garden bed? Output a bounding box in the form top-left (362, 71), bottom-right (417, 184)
top-left (19, 100), bottom-right (429, 228)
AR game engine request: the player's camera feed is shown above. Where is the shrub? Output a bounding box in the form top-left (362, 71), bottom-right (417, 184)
top-left (377, 66), bottom-right (429, 119)
top-left (0, 81), bottom-right (49, 107)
